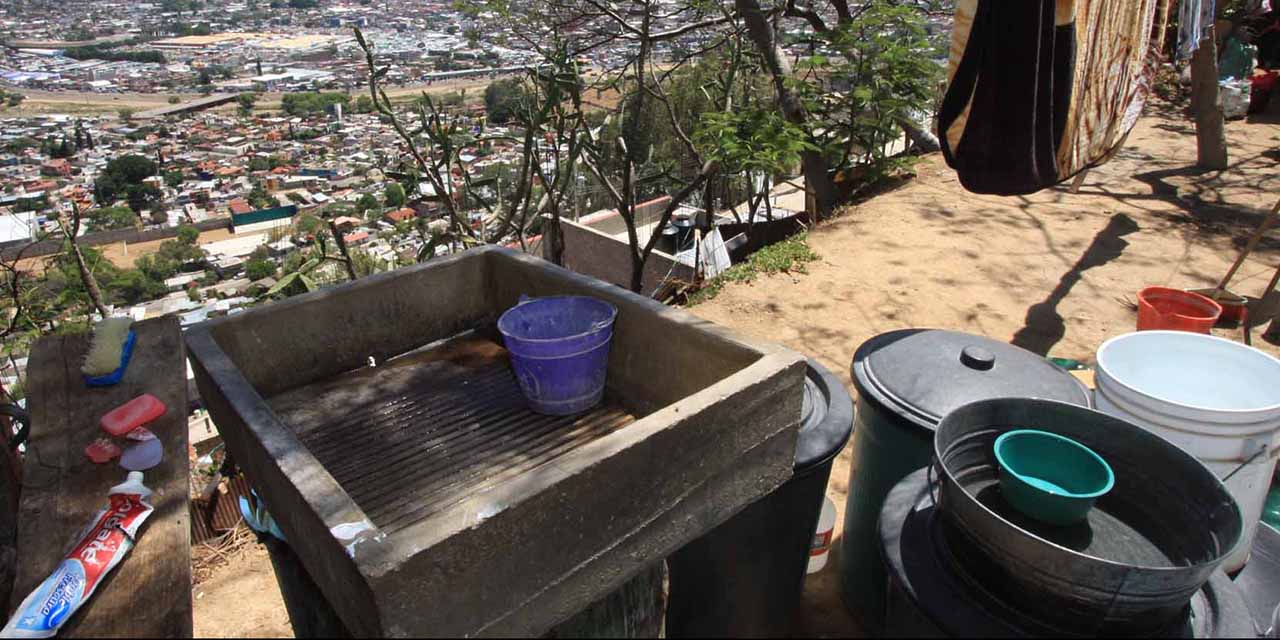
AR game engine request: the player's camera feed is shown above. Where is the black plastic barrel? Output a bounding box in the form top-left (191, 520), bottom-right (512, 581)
top-left (665, 359), bottom-right (854, 637)
top-left (838, 329), bottom-right (1091, 629)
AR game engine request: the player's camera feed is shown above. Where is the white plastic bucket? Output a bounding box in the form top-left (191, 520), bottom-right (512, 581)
top-left (1095, 330), bottom-right (1280, 572)
top-left (808, 495), bottom-right (837, 574)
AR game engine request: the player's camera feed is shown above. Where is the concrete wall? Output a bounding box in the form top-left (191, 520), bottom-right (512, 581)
top-left (556, 218), bottom-right (693, 298)
top-left (552, 198), bottom-right (690, 298)
top-left (577, 197), bottom-right (671, 237)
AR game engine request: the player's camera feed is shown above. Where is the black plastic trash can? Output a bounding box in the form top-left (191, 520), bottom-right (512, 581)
top-left (665, 359), bottom-right (854, 637)
top-left (838, 329), bottom-right (1092, 631)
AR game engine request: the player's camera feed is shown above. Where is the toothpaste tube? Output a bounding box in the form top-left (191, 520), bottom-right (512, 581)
top-left (1, 472), bottom-right (153, 638)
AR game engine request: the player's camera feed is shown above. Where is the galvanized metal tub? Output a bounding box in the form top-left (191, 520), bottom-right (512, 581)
top-left (932, 398), bottom-right (1243, 634)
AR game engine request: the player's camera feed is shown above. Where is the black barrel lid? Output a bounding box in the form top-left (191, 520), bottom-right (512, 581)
top-left (852, 329), bottom-right (1090, 431)
top-left (796, 359), bottom-right (855, 472)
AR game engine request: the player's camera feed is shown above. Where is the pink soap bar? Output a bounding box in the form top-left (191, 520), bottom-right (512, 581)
top-left (100, 393), bottom-right (166, 437)
top-left (85, 438), bottom-right (121, 464)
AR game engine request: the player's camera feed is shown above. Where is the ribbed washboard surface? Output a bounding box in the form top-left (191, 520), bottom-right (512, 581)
top-left (268, 333), bottom-right (636, 534)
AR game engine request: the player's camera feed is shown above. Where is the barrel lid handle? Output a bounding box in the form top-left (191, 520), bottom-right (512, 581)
top-left (960, 345), bottom-right (995, 371)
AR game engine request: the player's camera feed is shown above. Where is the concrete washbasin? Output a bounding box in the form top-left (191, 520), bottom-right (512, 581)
top-left (186, 246), bottom-right (806, 637)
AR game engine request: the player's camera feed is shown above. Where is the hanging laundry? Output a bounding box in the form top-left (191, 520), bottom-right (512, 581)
top-left (939, 0), bottom-right (1168, 196)
top-left (1177, 0), bottom-right (1217, 59)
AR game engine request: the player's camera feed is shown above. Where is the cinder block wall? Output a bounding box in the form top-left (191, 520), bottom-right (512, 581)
top-left (552, 199), bottom-right (694, 298)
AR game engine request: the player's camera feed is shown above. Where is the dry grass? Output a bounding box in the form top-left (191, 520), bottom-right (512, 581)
top-left (192, 525), bottom-right (256, 586)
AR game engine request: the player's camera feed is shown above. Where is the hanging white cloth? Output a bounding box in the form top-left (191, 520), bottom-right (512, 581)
top-left (1177, 0), bottom-right (1217, 59)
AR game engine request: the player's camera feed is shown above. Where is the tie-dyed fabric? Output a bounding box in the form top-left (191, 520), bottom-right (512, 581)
top-left (938, 0), bottom-right (1168, 195)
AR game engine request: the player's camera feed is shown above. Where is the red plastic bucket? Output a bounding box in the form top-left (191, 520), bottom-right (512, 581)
top-left (1136, 287), bottom-right (1222, 333)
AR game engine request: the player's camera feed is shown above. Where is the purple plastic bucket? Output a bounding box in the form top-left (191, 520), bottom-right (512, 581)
top-left (498, 295), bottom-right (618, 415)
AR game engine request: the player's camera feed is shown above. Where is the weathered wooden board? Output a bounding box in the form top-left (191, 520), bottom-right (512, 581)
top-left (8, 316), bottom-right (192, 637)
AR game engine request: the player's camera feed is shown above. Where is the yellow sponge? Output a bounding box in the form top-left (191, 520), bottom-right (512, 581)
top-left (82, 317), bottom-right (134, 377)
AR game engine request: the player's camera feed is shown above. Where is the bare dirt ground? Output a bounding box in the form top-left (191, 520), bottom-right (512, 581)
top-left (193, 539), bottom-right (294, 638)
top-left (691, 101), bottom-right (1280, 635)
top-left (189, 101), bottom-right (1279, 635)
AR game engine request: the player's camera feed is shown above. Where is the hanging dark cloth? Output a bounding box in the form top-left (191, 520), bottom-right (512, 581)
top-left (939, 0), bottom-right (1166, 196)
top-left (939, 0), bottom-right (1074, 195)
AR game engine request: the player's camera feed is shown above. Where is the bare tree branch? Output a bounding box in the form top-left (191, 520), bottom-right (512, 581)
top-left (60, 203), bottom-right (109, 318)
top-left (784, 0), bottom-right (828, 33)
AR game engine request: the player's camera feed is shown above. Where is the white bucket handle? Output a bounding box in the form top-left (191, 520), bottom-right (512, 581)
top-left (1220, 438), bottom-right (1277, 483)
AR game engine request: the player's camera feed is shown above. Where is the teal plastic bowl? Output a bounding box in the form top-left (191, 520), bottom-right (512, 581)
top-left (994, 429), bottom-right (1115, 526)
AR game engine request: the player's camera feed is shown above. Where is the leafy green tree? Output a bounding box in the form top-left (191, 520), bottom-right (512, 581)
top-left (44, 244), bottom-right (121, 312)
top-left (126, 183), bottom-right (163, 214)
top-left (176, 224), bottom-right (200, 245)
top-left (280, 92), bottom-right (350, 116)
top-left (350, 248), bottom-right (385, 278)
top-left (237, 92), bottom-right (259, 116)
top-left (85, 206), bottom-right (138, 232)
top-left (63, 46), bottom-right (165, 64)
top-left (103, 154), bottom-right (157, 185)
top-left (384, 182), bottom-right (406, 208)
top-left (96, 154), bottom-right (159, 210)
top-left (354, 95), bottom-right (374, 113)
top-left (164, 170), bottom-right (185, 188)
top-left (694, 108), bottom-right (815, 176)
top-left (198, 68), bottom-right (213, 85)
top-left (244, 251), bottom-right (277, 280)
top-left (792, 0), bottom-right (939, 174)
top-left (293, 213), bottom-right (324, 238)
top-left (355, 193), bottom-right (380, 216)
top-left (483, 78), bottom-right (531, 124)
top-left (155, 236), bottom-right (205, 268)
top-left (281, 250), bottom-right (306, 273)
top-left (93, 174), bottom-right (122, 206)
top-left (149, 207), bottom-right (169, 226)
top-left (4, 137), bottom-right (37, 154)
top-left (248, 156), bottom-right (271, 172)
top-left (108, 269), bottom-right (167, 304)
top-left (13, 194), bottom-right (49, 213)
top-left (48, 138), bottom-right (74, 159)
top-left (398, 167), bottom-right (420, 197)
top-left (247, 182), bottom-right (274, 210)
top-left (136, 254), bottom-right (178, 281)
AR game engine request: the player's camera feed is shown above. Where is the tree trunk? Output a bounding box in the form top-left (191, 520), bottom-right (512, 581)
top-left (734, 0), bottom-right (839, 217)
top-left (629, 251), bottom-right (645, 294)
top-left (327, 219), bottom-right (359, 281)
top-left (1190, 27), bottom-right (1229, 170)
top-left (66, 205), bottom-right (108, 317)
top-left (543, 210), bottom-right (565, 267)
top-left (69, 241), bottom-right (109, 318)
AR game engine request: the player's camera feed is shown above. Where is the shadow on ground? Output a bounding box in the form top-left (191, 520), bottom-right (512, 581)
top-left (1011, 213), bottom-right (1140, 355)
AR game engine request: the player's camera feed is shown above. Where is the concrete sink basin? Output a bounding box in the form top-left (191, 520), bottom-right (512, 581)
top-left (186, 246), bottom-right (805, 637)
